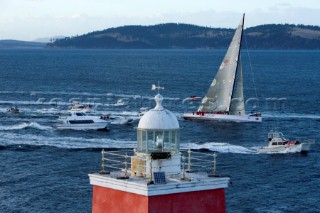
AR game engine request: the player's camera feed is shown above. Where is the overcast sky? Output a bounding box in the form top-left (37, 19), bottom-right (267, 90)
top-left (1, 0), bottom-right (320, 41)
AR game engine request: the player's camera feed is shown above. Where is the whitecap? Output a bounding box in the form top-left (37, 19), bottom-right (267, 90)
top-left (0, 122), bottom-right (53, 131)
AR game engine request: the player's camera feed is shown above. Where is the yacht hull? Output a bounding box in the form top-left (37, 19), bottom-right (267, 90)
top-left (183, 113), bottom-right (262, 123)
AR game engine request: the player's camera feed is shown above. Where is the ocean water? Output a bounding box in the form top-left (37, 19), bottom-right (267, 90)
top-left (0, 49), bottom-right (319, 213)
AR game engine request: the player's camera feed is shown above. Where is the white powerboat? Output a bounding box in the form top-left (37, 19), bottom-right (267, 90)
top-left (138, 107), bottom-right (149, 118)
top-left (100, 115), bottom-right (133, 125)
top-left (114, 99), bottom-right (128, 106)
top-left (57, 111), bottom-right (110, 130)
top-left (69, 101), bottom-right (93, 113)
top-left (7, 107), bottom-right (20, 113)
top-left (258, 130), bottom-right (314, 154)
top-left (183, 14), bottom-right (262, 123)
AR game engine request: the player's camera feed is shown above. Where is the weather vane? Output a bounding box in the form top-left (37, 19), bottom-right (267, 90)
top-left (151, 82), bottom-right (164, 94)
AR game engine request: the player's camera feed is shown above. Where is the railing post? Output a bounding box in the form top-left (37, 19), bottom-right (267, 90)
top-left (187, 149), bottom-right (191, 172)
top-left (182, 155), bottom-right (186, 180)
top-left (213, 152), bottom-right (217, 177)
top-left (149, 158), bottom-right (153, 184)
top-left (124, 152), bottom-right (128, 177)
top-left (100, 149), bottom-right (106, 174)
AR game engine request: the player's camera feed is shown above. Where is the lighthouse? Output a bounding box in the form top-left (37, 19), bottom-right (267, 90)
top-left (89, 85), bottom-right (230, 213)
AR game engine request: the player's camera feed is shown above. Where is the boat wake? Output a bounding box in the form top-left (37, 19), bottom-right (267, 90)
top-left (263, 112), bottom-right (320, 120)
top-left (183, 142), bottom-right (256, 154)
top-left (0, 132), bottom-right (136, 149)
top-left (0, 131), bottom-right (256, 153)
top-left (0, 122), bottom-right (53, 131)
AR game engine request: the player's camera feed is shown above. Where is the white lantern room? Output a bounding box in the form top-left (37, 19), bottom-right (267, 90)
top-left (131, 92), bottom-right (181, 178)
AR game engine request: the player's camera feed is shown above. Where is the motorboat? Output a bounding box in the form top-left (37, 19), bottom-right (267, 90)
top-left (183, 14), bottom-right (262, 123)
top-left (114, 99), bottom-right (128, 106)
top-left (138, 107), bottom-right (149, 117)
top-left (184, 96), bottom-right (201, 102)
top-left (258, 130), bottom-right (314, 154)
top-left (7, 107), bottom-right (20, 113)
top-left (57, 111), bottom-right (110, 130)
top-left (100, 115), bottom-right (133, 125)
top-left (69, 101), bottom-right (93, 112)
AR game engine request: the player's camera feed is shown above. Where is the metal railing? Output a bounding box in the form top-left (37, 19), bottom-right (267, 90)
top-left (100, 149), bottom-right (134, 177)
top-left (99, 149), bottom-right (219, 180)
top-left (180, 149), bottom-right (218, 176)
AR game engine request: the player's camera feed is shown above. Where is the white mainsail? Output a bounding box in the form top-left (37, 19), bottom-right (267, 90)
top-left (198, 14), bottom-right (244, 113)
top-left (183, 14), bottom-right (262, 123)
top-left (229, 61), bottom-right (245, 115)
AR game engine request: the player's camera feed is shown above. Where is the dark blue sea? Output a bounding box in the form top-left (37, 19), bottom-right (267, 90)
top-left (0, 49), bottom-right (319, 213)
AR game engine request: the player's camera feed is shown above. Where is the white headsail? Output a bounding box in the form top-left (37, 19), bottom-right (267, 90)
top-left (198, 14), bottom-right (245, 113)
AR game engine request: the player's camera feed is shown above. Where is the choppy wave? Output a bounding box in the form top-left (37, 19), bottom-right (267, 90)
top-left (0, 107), bottom-right (62, 114)
top-left (0, 100), bottom-right (91, 106)
top-left (0, 90), bottom-right (115, 96)
top-left (0, 100), bottom-right (141, 110)
top-left (0, 106), bottom-right (141, 116)
top-left (0, 90), bottom-right (182, 100)
top-left (0, 122), bottom-right (53, 131)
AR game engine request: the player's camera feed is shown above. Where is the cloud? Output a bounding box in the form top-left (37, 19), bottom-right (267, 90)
top-left (248, 7), bottom-right (320, 26)
top-left (269, 3), bottom-right (293, 11)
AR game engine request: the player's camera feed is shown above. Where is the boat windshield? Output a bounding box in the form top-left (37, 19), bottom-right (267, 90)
top-left (269, 132), bottom-right (283, 138)
top-left (76, 113), bottom-right (86, 116)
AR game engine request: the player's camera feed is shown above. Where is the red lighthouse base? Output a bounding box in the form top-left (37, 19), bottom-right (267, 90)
top-left (92, 185), bottom-right (226, 213)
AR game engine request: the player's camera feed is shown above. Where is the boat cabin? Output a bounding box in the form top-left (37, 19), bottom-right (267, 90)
top-left (69, 112), bottom-right (86, 117)
top-left (271, 141), bottom-right (287, 146)
top-left (61, 112), bottom-right (96, 124)
top-left (268, 131), bottom-right (285, 141)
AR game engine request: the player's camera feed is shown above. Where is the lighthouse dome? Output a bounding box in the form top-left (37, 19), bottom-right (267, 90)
top-left (138, 94), bottom-right (179, 130)
top-left (136, 92), bottom-right (180, 154)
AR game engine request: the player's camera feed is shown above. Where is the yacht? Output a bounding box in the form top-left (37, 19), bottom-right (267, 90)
top-left (183, 14), bottom-right (262, 123)
top-left (57, 111), bottom-right (110, 130)
top-left (258, 130), bottom-right (313, 154)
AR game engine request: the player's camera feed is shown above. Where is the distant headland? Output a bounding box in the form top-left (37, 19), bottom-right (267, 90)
top-left (2, 23), bottom-right (320, 50)
top-left (47, 23), bottom-right (320, 50)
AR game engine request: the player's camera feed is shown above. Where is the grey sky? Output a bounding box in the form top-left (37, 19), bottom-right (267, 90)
top-left (1, 0), bottom-right (319, 41)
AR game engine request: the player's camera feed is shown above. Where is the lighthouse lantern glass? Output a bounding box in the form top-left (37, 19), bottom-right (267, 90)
top-left (137, 129), bottom-right (180, 154)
